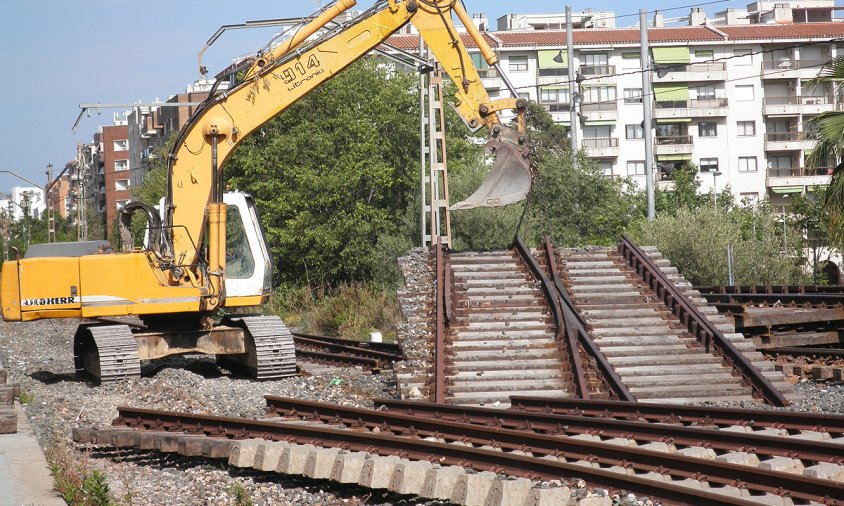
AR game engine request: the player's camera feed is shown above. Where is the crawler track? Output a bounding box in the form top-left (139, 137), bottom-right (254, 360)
top-left (75, 403), bottom-right (844, 504)
top-left (74, 324), bottom-right (141, 382)
top-left (219, 316), bottom-right (296, 380)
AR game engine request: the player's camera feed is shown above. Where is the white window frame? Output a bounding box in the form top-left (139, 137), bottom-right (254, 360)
top-left (621, 52), bottom-right (640, 69)
top-left (114, 179), bottom-right (130, 191)
top-left (737, 121), bottom-right (756, 136)
top-left (113, 139), bottom-right (128, 151)
top-left (735, 85), bottom-right (755, 102)
top-left (698, 122), bottom-right (717, 137)
top-left (738, 156), bottom-right (758, 172)
top-left (734, 48), bottom-right (753, 66)
top-left (700, 158), bottom-right (719, 172)
top-left (509, 55), bottom-right (528, 72)
top-left (114, 159), bottom-right (129, 171)
top-left (625, 124), bottom-right (644, 139)
top-left (627, 160), bottom-right (646, 176)
top-left (624, 88), bottom-right (643, 104)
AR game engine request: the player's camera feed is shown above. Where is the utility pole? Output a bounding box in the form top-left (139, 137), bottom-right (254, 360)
top-left (640, 9), bottom-right (655, 220)
top-left (46, 163), bottom-right (55, 242)
top-left (566, 6), bottom-right (578, 168)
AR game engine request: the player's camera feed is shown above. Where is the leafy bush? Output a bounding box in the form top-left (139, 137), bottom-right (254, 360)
top-left (46, 439), bottom-right (114, 506)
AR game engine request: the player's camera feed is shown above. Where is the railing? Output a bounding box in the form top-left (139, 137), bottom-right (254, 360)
top-left (617, 234), bottom-right (788, 407)
top-left (654, 62), bottom-right (727, 74)
top-left (762, 95), bottom-right (833, 106)
top-left (541, 103), bottom-right (570, 112)
top-left (655, 98), bottom-right (728, 109)
top-left (761, 59), bottom-right (826, 71)
top-left (581, 101), bottom-right (618, 111)
top-left (655, 135), bottom-right (692, 145)
top-left (582, 137), bottom-right (619, 149)
top-left (477, 68), bottom-right (500, 79)
top-left (580, 65), bottom-right (615, 76)
top-left (764, 132), bottom-right (802, 142)
top-left (766, 167), bottom-right (831, 178)
top-left (514, 236), bottom-right (588, 399)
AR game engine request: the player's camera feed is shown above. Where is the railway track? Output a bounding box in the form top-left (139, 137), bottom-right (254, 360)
top-left (291, 332), bottom-right (403, 372)
top-left (73, 398), bottom-right (844, 504)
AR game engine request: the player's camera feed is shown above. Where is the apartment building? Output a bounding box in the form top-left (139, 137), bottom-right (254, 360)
top-left (391, 0), bottom-right (842, 212)
top-left (92, 116), bottom-right (130, 236)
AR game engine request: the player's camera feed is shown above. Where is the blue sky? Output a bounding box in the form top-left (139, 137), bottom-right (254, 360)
top-left (0, 0), bottom-right (748, 192)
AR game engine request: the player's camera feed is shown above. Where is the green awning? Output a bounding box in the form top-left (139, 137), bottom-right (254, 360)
top-left (653, 84), bottom-right (690, 102)
top-left (470, 53), bottom-right (489, 70)
top-left (656, 118), bottom-right (692, 123)
top-left (540, 85), bottom-right (569, 91)
top-left (808, 185), bottom-right (829, 192)
top-left (771, 186), bottom-right (804, 194)
top-left (583, 120), bottom-right (617, 126)
top-left (652, 46), bottom-right (691, 64)
top-left (538, 49), bottom-right (567, 69)
top-left (657, 154), bottom-right (692, 161)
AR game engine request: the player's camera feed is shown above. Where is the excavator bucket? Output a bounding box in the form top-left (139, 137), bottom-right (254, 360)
top-left (451, 127), bottom-right (532, 210)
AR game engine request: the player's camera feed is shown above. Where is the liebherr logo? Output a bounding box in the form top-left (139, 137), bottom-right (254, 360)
top-left (21, 297), bottom-right (78, 306)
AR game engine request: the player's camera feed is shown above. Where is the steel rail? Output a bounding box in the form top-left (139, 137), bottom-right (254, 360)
top-left (512, 236), bottom-right (586, 398)
top-left (292, 335), bottom-right (401, 362)
top-left (433, 237), bottom-right (447, 404)
top-left (108, 406), bottom-right (757, 506)
top-left (291, 332), bottom-right (402, 356)
top-left (292, 349), bottom-right (381, 370)
top-left (696, 285), bottom-right (844, 295)
top-left (508, 396), bottom-right (844, 434)
top-left (700, 292), bottom-right (844, 306)
top-left (258, 397), bottom-right (844, 502)
top-left (369, 398), bottom-right (844, 464)
top-left (617, 235), bottom-right (788, 407)
top-left (541, 236), bottom-right (634, 402)
top-left (765, 347), bottom-right (844, 359)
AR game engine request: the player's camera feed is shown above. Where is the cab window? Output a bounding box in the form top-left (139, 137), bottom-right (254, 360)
top-left (226, 205), bottom-right (255, 278)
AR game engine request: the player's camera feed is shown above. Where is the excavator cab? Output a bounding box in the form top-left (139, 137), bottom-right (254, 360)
top-left (221, 192), bottom-right (273, 305)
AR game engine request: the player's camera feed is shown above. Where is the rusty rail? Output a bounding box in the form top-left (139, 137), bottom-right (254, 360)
top-left (100, 406), bottom-right (762, 505)
top-left (538, 237), bottom-right (634, 402)
top-left (260, 397), bottom-right (844, 502)
top-left (512, 236), bottom-right (586, 398)
top-left (292, 332), bottom-right (402, 356)
top-left (509, 395), bottom-right (844, 433)
top-left (433, 237), bottom-right (447, 404)
top-left (370, 397), bottom-right (844, 463)
top-left (697, 285), bottom-right (844, 295)
top-left (618, 235), bottom-right (788, 406)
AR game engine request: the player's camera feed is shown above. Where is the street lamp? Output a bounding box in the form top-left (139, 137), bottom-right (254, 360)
top-left (711, 170), bottom-right (722, 207)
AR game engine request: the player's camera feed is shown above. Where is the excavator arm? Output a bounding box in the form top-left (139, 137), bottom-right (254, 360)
top-left (163, 0), bottom-right (533, 302)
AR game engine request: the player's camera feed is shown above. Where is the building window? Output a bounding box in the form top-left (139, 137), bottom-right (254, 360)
top-left (695, 49), bottom-right (714, 59)
top-left (625, 124), bottom-right (644, 139)
top-left (737, 121), bottom-right (756, 136)
top-left (115, 179), bottom-right (130, 191)
top-left (698, 122), bottom-right (717, 137)
top-left (627, 161), bottom-right (645, 175)
top-left (114, 159), bottom-right (129, 171)
top-left (583, 86), bottom-right (616, 103)
top-left (113, 139), bottom-right (128, 151)
top-left (624, 88), bottom-right (643, 103)
top-left (509, 55), bottom-right (528, 72)
top-left (598, 161), bottom-right (614, 177)
top-left (115, 199), bottom-right (129, 211)
top-left (622, 52), bottom-right (640, 68)
top-left (735, 85), bottom-right (754, 101)
top-left (700, 158), bottom-right (718, 172)
top-left (695, 85), bottom-right (716, 99)
top-left (738, 156), bottom-right (758, 172)
top-left (734, 48), bottom-right (753, 66)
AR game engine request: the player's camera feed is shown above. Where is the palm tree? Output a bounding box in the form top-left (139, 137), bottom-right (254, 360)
top-left (805, 56), bottom-right (844, 231)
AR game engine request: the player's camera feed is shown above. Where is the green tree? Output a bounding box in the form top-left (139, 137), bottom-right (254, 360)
top-left (805, 57), bottom-right (844, 223)
top-left (225, 59), bottom-right (478, 284)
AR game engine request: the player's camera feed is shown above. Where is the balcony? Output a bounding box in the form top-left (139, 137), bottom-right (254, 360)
top-left (652, 62), bottom-right (727, 82)
top-left (762, 95), bottom-right (836, 116)
top-left (580, 101), bottom-right (618, 121)
top-left (478, 68), bottom-right (503, 90)
top-left (580, 65), bottom-right (616, 84)
top-left (581, 137), bottom-right (620, 158)
top-left (764, 132), bottom-right (815, 151)
top-left (653, 98), bottom-right (729, 119)
top-left (766, 167), bottom-right (831, 188)
top-left (761, 59), bottom-right (826, 80)
top-left (654, 135), bottom-right (693, 156)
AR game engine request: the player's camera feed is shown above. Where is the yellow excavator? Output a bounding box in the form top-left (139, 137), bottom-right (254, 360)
top-left (1, 0), bottom-right (532, 381)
